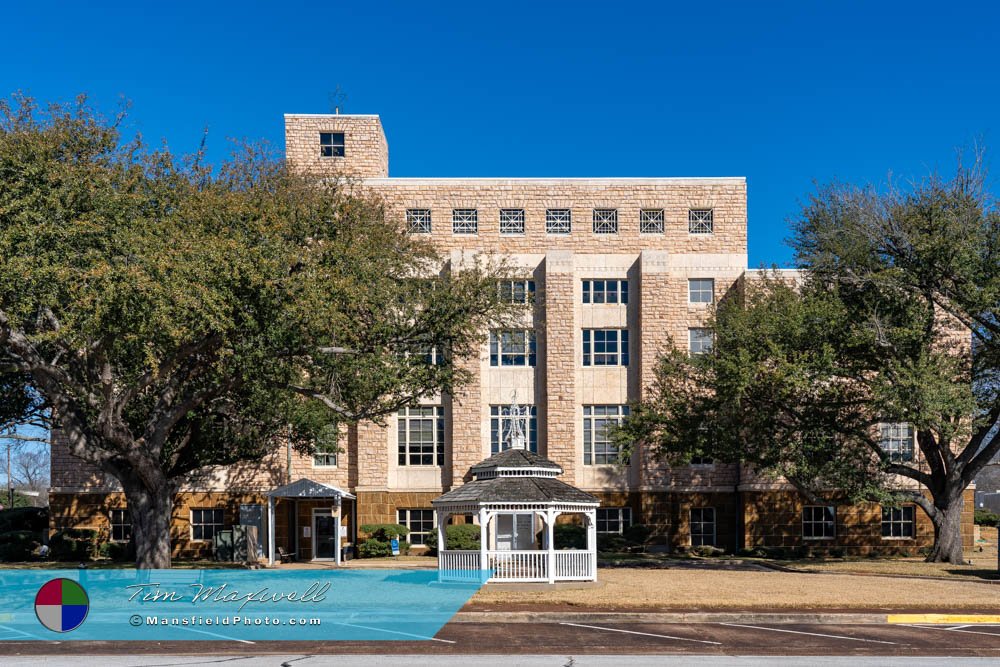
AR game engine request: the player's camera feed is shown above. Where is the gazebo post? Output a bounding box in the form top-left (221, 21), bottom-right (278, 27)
top-left (436, 510), bottom-right (447, 558)
top-left (267, 496), bottom-right (276, 565)
top-left (586, 508), bottom-right (597, 581)
top-left (334, 498), bottom-right (342, 566)
top-left (546, 508), bottom-right (555, 584)
top-left (478, 506), bottom-right (488, 582)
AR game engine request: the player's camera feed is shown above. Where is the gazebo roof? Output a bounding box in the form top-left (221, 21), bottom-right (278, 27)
top-left (266, 477), bottom-right (356, 499)
top-left (432, 475), bottom-right (599, 505)
top-left (469, 448), bottom-right (562, 475)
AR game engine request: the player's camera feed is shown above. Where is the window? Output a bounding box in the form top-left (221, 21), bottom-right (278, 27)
top-left (689, 208), bottom-right (714, 234)
top-left (640, 209), bottom-right (665, 234)
top-left (406, 208), bottom-right (432, 234)
top-left (583, 405), bottom-right (630, 464)
top-left (397, 509), bottom-right (435, 546)
top-left (688, 278), bottom-right (715, 304)
top-left (546, 208), bottom-right (572, 234)
top-left (688, 328), bottom-right (714, 356)
top-left (417, 344), bottom-right (445, 366)
top-left (583, 279), bottom-right (628, 305)
top-left (690, 456), bottom-right (715, 466)
top-left (500, 208), bottom-right (525, 235)
top-left (881, 506), bottom-right (915, 539)
top-left (397, 406), bottom-right (445, 466)
top-left (879, 423), bottom-right (915, 463)
top-left (802, 506), bottom-right (836, 539)
top-left (597, 507), bottom-right (633, 534)
top-left (312, 423), bottom-right (339, 467)
top-left (499, 279), bottom-right (535, 304)
top-left (489, 330), bottom-right (536, 367)
top-left (452, 209), bottom-right (478, 234)
top-left (583, 329), bottom-right (629, 366)
top-left (110, 509), bottom-right (131, 543)
top-left (490, 405), bottom-right (538, 453)
top-left (191, 508), bottom-right (225, 541)
top-left (690, 507), bottom-right (716, 546)
top-left (593, 208), bottom-right (618, 234)
top-left (319, 132), bottom-right (345, 157)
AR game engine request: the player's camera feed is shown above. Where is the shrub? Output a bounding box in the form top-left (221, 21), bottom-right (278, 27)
top-left (0, 530), bottom-right (38, 561)
top-left (975, 508), bottom-right (1000, 526)
top-left (598, 534), bottom-right (629, 552)
top-left (360, 523), bottom-right (410, 541)
top-left (358, 524), bottom-right (410, 558)
top-left (358, 539), bottom-right (391, 558)
top-left (622, 524), bottom-right (652, 545)
top-left (50, 528), bottom-right (98, 561)
top-left (426, 524), bottom-right (480, 554)
top-left (554, 524), bottom-right (586, 549)
top-left (0, 507), bottom-right (48, 533)
top-left (691, 544), bottom-right (725, 557)
top-left (97, 541), bottom-right (132, 561)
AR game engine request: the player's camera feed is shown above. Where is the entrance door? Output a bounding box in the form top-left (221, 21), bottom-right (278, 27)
top-left (495, 513), bottom-right (535, 550)
top-left (312, 509), bottom-right (337, 560)
top-left (239, 504), bottom-right (266, 559)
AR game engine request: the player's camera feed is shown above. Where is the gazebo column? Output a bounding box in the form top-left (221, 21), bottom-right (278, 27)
top-left (546, 508), bottom-right (556, 584)
top-left (267, 496), bottom-right (276, 565)
top-left (436, 510), bottom-right (448, 557)
top-left (586, 508), bottom-right (597, 581)
top-left (478, 506), bottom-right (488, 581)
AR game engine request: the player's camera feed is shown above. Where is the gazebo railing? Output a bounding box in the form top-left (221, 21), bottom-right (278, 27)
top-left (488, 550), bottom-right (548, 582)
top-left (439, 549), bottom-right (480, 575)
top-left (554, 550), bottom-right (593, 580)
top-left (439, 549), bottom-right (594, 583)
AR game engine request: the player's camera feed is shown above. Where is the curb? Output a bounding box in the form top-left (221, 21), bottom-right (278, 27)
top-left (453, 611), bottom-right (889, 624)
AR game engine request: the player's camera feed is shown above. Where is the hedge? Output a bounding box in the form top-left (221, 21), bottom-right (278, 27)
top-left (426, 524), bottom-right (481, 554)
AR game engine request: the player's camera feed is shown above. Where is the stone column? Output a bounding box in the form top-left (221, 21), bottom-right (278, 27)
top-left (543, 249), bottom-right (577, 483)
top-left (450, 250), bottom-right (484, 487)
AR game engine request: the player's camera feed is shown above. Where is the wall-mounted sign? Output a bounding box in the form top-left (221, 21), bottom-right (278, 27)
top-left (302, 526), bottom-right (311, 538)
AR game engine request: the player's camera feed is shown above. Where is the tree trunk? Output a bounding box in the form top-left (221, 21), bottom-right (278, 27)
top-left (926, 495), bottom-right (966, 564)
top-left (121, 478), bottom-right (174, 569)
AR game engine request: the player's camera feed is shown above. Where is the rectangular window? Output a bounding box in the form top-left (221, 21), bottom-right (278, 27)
top-left (490, 405), bottom-right (538, 453)
top-left (110, 509), bottom-right (131, 543)
top-left (546, 208), bottom-right (572, 234)
top-left (881, 506), bottom-right (916, 539)
top-left (802, 506), bottom-right (836, 539)
top-left (640, 208), bottom-right (665, 234)
top-left (406, 208), bottom-right (432, 234)
top-left (499, 208), bottom-right (526, 235)
top-left (319, 132), bottom-right (345, 157)
top-left (689, 208), bottom-right (714, 234)
top-left (582, 279), bottom-right (628, 305)
top-left (690, 507), bottom-right (716, 546)
top-left (417, 344), bottom-right (445, 366)
top-left (596, 507), bottom-right (633, 534)
top-left (452, 209), bottom-right (478, 234)
top-left (499, 279), bottom-right (535, 304)
top-left (879, 423), bottom-right (915, 463)
top-left (191, 508), bottom-right (225, 542)
top-left (489, 330), bottom-right (536, 367)
top-left (397, 509), bottom-right (435, 546)
top-left (312, 424), bottom-right (339, 467)
top-left (688, 327), bottom-right (714, 356)
top-left (583, 329), bottom-right (629, 366)
top-left (397, 406), bottom-right (445, 466)
top-left (583, 405), bottom-right (630, 464)
top-left (690, 456), bottom-right (715, 466)
top-left (688, 278), bottom-right (715, 304)
top-left (593, 208), bottom-right (618, 234)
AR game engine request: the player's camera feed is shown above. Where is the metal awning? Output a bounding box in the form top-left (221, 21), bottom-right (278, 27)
top-left (266, 477), bottom-right (355, 499)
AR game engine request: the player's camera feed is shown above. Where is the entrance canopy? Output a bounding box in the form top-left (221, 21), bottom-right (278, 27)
top-left (266, 478), bottom-right (355, 566)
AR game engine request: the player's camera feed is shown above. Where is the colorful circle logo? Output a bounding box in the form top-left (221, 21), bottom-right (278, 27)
top-left (34, 578), bottom-right (89, 633)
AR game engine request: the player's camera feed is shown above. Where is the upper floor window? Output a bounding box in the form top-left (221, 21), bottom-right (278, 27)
top-left (689, 208), bottom-right (714, 234)
top-left (879, 423), bottom-right (914, 463)
top-left (490, 330), bottom-right (536, 367)
top-left (881, 505), bottom-right (915, 539)
top-left (499, 208), bottom-right (526, 235)
top-left (583, 279), bottom-right (628, 305)
top-left (690, 507), bottom-right (716, 546)
top-left (312, 423), bottom-right (339, 467)
top-left (319, 132), bottom-right (345, 158)
top-left (491, 405), bottom-right (538, 453)
top-left (593, 208), bottom-right (619, 234)
top-left (110, 509), bottom-right (131, 543)
top-left (499, 279), bottom-right (535, 304)
top-left (690, 455), bottom-right (715, 466)
top-left (640, 209), bottom-right (665, 234)
top-left (583, 329), bottom-right (629, 366)
top-left (397, 509), bottom-right (435, 545)
top-left (688, 278), bottom-right (715, 304)
top-left (546, 208), bottom-right (572, 234)
top-left (802, 505), bottom-right (836, 539)
top-left (596, 507), bottom-right (633, 534)
top-left (583, 405), bottom-right (630, 464)
top-left (406, 208), bottom-right (432, 234)
top-left (452, 209), bottom-right (478, 235)
top-left (688, 327), bottom-right (714, 356)
top-left (190, 508), bottom-right (225, 542)
top-left (397, 406), bottom-right (445, 466)
top-left (418, 344), bottom-right (445, 366)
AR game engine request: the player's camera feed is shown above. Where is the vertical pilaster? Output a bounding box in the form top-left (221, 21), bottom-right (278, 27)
top-left (637, 250), bottom-right (673, 491)
top-left (449, 250), bottom-right (484, 486)
top-left (543, 249), bottom-right (577, 484)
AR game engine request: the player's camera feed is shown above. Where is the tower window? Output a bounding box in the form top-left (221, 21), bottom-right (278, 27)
top-left (320, 132), bottom-right (345, 157)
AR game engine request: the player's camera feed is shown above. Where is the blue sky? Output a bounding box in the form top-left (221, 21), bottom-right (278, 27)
top-left (2, 1), bottom-right (997, 266)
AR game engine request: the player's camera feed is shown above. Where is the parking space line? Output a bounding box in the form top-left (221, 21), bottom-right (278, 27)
top-left (718, 623), bottom-right (898, 645)
top-left (559, 622), bottom-right (722, 645)
top-left (901, 623), bottom-right (1000, 638)
top-left (333, 622), bottom-right (457, 643)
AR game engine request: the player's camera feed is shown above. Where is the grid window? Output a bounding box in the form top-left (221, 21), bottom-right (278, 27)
top-left (546, 208), bottom-right (572, 234)
top-left (688, 328), bottom-right (714, 356)
top-left (690, 456), bottom-right (715, 466)
top-left (688, 278), bottom-right (715, 304)
top-left (802, 506), bottom-right (836, 539)
top-left (499, 279), bottom-right (535, 304)
top-left (319, 132), bottom-right (345, 157)
top-left (406, 208), bottom-right (432, 234)
top-left (110, 509), bottom-right (131, 543)
top-left (489, 330), bottom-right (536, 367)
top-left (640, 209), bottom-right (665, 234)
top-left (312, 424), bottom-right (339, 467)
top-left (881, 506), bottom-right (916, 539)
top-left (499, 208), bottom-right (526, 235)
top-left (690, 507), bottom-right (716, 546)
top-left (397, 509), bottom-right (435, 546)
top-left (397, 406), bottom-right (445, 466)
top-left (583, 279), bottom-right (628, 305)
top-left (593, 208), bottom-right (618, 234)
top-left (490, 405), bottom-right (538, 453)
top-left (583, 405), bottom-right (630, 465)
top-left (417, 345), bottom-right (445, 366)
top-left (452, 209), bottom-right (478, 234)
top-left (879, 423), bottom-right (915, 463)
top-left (689, 209), bottom-right (714, 234)
top-left (596, 507), bottom-right (633, 534)
top-left (191, 508), bottom-right (225, 541)
top-left (583, 329), bottom-right (629, 366)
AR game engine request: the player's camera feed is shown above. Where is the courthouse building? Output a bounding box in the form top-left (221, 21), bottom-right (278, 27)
top-left (47, 113), bottom-right (974, 561)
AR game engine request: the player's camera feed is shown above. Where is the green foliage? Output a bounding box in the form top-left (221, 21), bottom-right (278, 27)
top-left (553, 523), bottom-right (586, 549)
top-left (358, 539), bottom-right (392, 558)
top-left (426, 523), bottom-right (480, 554)
top-left (0, 529), bottom-right (38, 561)
top-left (50, 528), bottom-right (98, 560)
top-left (358, 523), bottom-right (410, 558)
top-left (0, 506), bottom-right (47, 533)
top-left (622, 524), bottom-right (652, 545)
top-left (97, 541), bottom-right (132, 561)
top-left (359, 523), bottom-right (410, 541)
top-left (974, 508), bottom-right (1000, 526)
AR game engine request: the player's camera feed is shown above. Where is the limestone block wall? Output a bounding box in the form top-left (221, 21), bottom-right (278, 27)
top-left (284, 114), bottom-right (388, 178)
